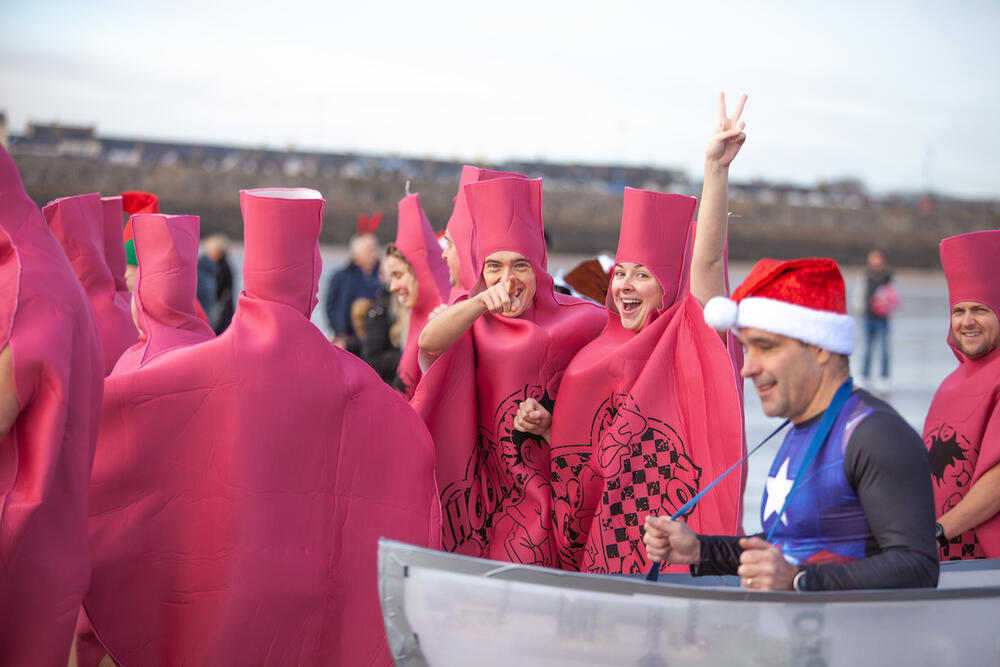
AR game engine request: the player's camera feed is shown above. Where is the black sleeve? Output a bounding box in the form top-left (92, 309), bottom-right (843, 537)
top-left (689, 534), bottom-right (751, 577)
top-left (799, 410), bottom-right (939, 591)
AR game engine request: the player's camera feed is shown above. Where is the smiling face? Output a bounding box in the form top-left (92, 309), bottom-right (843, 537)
top-left (386, 253), bottom-right (419, 310)
top-left (441, 233), bottom-right (461, 287)
top-left (611, 262), bottom-right (665, 332)
top-left (951, 301), bottom-right (1000, 360)
top-left (482, 250), bottom-right (536, 318)
top-left (737, 328), bottom-right (826, 423)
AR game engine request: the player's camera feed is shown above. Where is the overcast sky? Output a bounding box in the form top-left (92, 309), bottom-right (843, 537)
top-left (2, 0), bottom-right (998, 198)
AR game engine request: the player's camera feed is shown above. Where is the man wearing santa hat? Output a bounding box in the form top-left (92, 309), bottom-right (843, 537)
top-left (922, 230), bottom-right (1000, 560)
top-left (644, 258), bottom-right (939, 591)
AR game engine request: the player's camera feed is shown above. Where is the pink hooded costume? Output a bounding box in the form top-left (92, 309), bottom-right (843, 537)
top-left (549, 187), bottom-right (746, 574)
top-left (43, 193), bottom-right (137, 375)
top-left (0, 148), bottom-right (103, 666)
top-left (112, 214), bottom-right (215, 373)
top-left (444, 165), bottom-right (528, 296)
top-left (923, 230), bottom-right (1000, 559)
top-left (411, 176), bottom-right (605, 566)
top-left (84, 188), bottom-right (440, 666)
top-left (394, 193), bottom-right (451, 398)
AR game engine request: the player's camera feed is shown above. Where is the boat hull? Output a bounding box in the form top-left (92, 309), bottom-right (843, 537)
top-left (379, 539), bottom-right (1000, 666)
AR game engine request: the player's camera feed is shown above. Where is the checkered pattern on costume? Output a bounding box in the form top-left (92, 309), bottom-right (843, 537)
top-left (597, 421), bottom-right (701, 564)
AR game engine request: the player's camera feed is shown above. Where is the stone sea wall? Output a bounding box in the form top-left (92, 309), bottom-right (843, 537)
top-left (15, 155), bottom-right (999, 268)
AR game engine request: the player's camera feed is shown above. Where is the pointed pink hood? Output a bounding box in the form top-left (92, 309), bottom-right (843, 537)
top-left (394, 193), bottom-right (451, 398)
top-left (43, 193), bottom-right (137, 375)
top-left (444, 165), bottom-right (528, 293)
top-left (112, 214), bottom-right (214, 372)
top-left (411, 176), bottom-right (605, 566)
top-left (100, 196), bottom-right (130, 298)
top-left (549, 187), bottom-right (746, 574)
top-left (0, 147), bottom-right (104, 666)
top-left (85, 187), bottom-right (440, 666)
top-left (923, 229), bottom-right (1000, 558)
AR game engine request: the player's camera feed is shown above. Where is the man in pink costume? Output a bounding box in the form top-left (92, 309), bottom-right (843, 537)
top-left (413, 176), bottom-right (606, 566)
top-left (84, 188), bottom-right (441, 666)
top-left (440, 165), bottom-right (528, 294)
top-left (389, 192), bottom-right (452, 398)
top-left (112, 213), bottom-right (216, 372)
top-left (517, 95), bottom-right (748, 574)
top-left (43, 192), bottom-right (138, 375)
top-left (0, 147), bottom-right (103, 666)
top-left (923, 229), bottom-right (1000, 559)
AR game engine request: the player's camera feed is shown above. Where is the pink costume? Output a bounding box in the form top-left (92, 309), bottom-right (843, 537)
top-left (549, 188), bottom-right (746, 574)
top-left (112, 214), bottom-right (215, 373)
top-left (923, 230), bottom-right (1000, 559)
top-left (411, 177), bottom-right (605, 566)
top-left (444, 165), bottom-right (527, 296)
top-left (84, 188), bottom-right (440, 666)
top-left (43, 193), bottom-right (137, 375)
top-left (395, 193), bottom-right (451, 398)
top-left (0, 147), bottom-right (103, 666)
top-left (100, 196), bottom-right (131, 302)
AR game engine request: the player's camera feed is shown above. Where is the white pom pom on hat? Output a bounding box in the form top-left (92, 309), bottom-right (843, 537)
top-left (704, 296), bottom-right (738, 331)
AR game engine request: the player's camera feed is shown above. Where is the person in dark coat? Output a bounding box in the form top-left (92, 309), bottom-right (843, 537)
top-left (325, 232), bottom-right (381, 355)
top-left (205, 234), bottom-right (235, 334)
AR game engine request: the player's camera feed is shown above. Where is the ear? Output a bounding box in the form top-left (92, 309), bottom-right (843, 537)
top-left (813, 345), bottom-right (833, 367)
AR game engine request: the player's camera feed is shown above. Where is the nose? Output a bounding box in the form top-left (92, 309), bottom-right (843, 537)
top-left (740, 351), bottom-right (759, 379)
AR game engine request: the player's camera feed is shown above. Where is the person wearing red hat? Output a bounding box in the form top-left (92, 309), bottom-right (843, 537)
top-left (644, 257), bottom-right (939, 590)
top-left (923, 230), bottom-right (1000, 560)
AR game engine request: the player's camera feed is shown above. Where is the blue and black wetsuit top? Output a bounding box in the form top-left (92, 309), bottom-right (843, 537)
top-left (692, 389), bottom-right (939, 590)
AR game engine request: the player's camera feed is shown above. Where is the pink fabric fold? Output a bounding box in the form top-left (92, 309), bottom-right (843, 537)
top-left (395, 193), bottom-right (451, 398)
top-left (412, 176), bottom-right (605, 566)
top-left (444, 165), bottom-right (528, 295)
top-left (100, 196), bottom-right (130, 299)
top-left (0, 147), bottom-right (103, 667)
top-left (923, 230), bottom-right (1000, 558)
top-left (549, 187), bottom-right (746, 574)
top-left (112, 214), bottom-right (215, 373)
top-left (85, 187), bottom-right (441, 666)
top-left (43, 193), bottom-right (137, 375)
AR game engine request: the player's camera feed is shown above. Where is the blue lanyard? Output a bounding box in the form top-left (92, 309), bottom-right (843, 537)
top-left (645, 378), bottom-right (853, 582)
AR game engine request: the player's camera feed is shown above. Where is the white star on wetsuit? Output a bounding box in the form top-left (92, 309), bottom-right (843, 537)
top-left (763, 458), bottom-right (795, 525)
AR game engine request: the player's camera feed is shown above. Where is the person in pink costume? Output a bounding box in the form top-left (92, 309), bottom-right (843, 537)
top-left (112, 214), bottom-right (215, 372)
top-left (0, 147), bottom-right (104, 666)
top-left (923, 229), bottom-right (1000, 559)
top-left (84, 188), bottom-right (441, 666)
top-left (388, 193), bottom-right (452, 398)
top-left (43, 192), bottom-right (138, 375)
top-left (413, 176), bottom-right (606, 566)
top-left (440, 165), bottom-right (528, 295)
top-left (521, 94), bottom-right (749, 574)
top-left (100, 196), bottom-right (131, 304)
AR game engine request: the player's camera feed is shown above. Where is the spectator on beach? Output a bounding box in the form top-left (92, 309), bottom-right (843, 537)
top-left (644, 258), bottom-right (939, 591)
top-left (196, 243), bottom-right (217, 317)
top-left (859, 249), bottom-right (898, 392)
top-left (922, 230), bottom-right (1000, 560)
top-left (325, 232), bottom-right (381, 354)
top-left (0, 146), bottom-right (104, 666)
top-left (204, 234), bottom-right (235, 333)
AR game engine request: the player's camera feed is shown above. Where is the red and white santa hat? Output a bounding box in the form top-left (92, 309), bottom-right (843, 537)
top-left (704, 257), bottom-right (854, 354)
